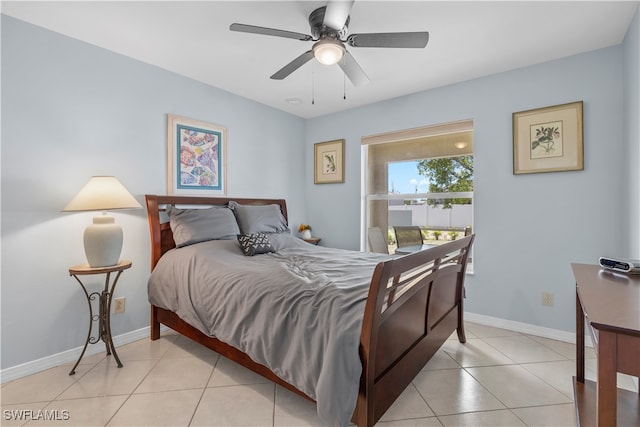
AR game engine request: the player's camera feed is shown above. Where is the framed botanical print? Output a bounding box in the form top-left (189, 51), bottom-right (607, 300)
top-left (167, 114), bottom-right (227, 195)
top-left (314, 139), bottom-right (345, 184)
top-left (513, 101), bottom-right (583, 174)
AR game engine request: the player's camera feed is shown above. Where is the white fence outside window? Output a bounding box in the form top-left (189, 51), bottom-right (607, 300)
top-left (389, 203), bottom-right (472, 228)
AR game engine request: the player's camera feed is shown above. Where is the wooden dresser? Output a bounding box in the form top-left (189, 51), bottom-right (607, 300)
top-left (571, 263), bottom-right (640, 426)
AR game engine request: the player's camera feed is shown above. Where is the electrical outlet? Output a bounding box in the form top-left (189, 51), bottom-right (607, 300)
top-left (541, 291), bottom-right (554, 307)
top-left (113, 297), bottom-right (125, 314)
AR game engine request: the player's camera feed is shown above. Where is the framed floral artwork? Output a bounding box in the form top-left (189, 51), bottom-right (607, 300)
top-left (314, 139), bottom-right (345, 184)
top-left (512, 101), bottom-right (583, 174)
top-left (167, 114), bottom-right (227, 195)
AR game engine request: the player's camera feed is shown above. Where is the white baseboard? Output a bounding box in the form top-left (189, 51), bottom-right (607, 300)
top-left (0, 326), bottom-right (153, 384)
top-left (1, 314), bottom-right (590, 385)
top-left (465, 311), bottom-right (594, 347)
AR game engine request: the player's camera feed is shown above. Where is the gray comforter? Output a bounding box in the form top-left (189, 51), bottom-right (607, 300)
top-left (147, 233), bottom-right (391, 426)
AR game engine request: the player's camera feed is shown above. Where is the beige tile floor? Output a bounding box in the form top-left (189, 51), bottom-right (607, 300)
top-left (1, 322), bottom-right (638, 427)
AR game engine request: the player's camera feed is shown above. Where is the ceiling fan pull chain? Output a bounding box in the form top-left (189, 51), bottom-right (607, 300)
top-left (343, 72), bottom-right (347, 100)
top-left (312, 62), bottom-right (315, 105)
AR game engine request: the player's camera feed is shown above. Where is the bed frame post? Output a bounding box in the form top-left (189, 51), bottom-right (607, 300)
top-left (145, 195), bottom-right (162, 271)
top-left (456, 241), bottom-right (473, 344)
top-left (150, 304), bottom-right (161, 340)
top-left (146, 195), bottom-right (162, 341)
top-left (355, 262), bottom-right (388, 427)
top-left (457, 289), bottom-right (467, 343)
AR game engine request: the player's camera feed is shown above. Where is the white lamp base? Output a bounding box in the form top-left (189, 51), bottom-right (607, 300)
top-left (84, 214), bottom-right (123, 267)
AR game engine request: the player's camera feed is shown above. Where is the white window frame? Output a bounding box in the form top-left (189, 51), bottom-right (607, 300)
top-left (361, 120), bottom-right (474, 270)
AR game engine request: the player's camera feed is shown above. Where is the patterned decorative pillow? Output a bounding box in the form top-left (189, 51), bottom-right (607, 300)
top-left (237, 233), bottom-right (276, 256)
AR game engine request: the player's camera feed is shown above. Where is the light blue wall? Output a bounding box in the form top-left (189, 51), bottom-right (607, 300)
top-left (624, 8), bottom-right (640, 258)
top-left (306, 45), bottom-right (631, 333)
top-left (2, 6), bottom-right (639, 373)
top-left (0, 16), bottom-right (306, 369)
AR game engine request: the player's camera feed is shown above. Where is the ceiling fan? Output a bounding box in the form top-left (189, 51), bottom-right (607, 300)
top-left (230, 0), bottom-right (429, 87)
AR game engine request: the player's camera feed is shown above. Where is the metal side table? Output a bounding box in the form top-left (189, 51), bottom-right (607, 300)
top-left (68, 260), bottom-right (131, 375)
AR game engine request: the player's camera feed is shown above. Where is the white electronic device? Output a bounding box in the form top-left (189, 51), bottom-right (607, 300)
top-left (598, 257), bottom-right (640, 274)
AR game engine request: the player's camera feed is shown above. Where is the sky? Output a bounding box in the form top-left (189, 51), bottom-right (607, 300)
top-left (388, 160), bottom-right (430, 194)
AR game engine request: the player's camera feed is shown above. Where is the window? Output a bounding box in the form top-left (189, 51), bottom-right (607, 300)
top-left (362, 120), bottom-right (474, 260)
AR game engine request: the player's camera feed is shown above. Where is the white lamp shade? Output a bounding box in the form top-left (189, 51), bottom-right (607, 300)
top-left (64, 176), bottom-right (141, 267)
top-left (63, 176), bottom-right (142, 212)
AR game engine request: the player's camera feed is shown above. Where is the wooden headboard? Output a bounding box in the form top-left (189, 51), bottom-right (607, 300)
top-left (145, 195), bottom-right (288, 271)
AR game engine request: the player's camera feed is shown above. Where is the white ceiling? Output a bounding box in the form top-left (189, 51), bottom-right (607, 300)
top-left (2, 1), bottom-right (638, 119)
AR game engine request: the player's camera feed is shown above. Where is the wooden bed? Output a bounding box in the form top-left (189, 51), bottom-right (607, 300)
top-left (145, 194), bottom-right (474, 426)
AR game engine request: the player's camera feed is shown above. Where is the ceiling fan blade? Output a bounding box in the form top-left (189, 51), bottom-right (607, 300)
top-left (338, 51), bottom-right (369, 87)
top-left (271, 50), bottom-right (315, 80)
top-left (347, 32), bottom-right (429, 48)
top-left (323, 0), bottom-right (355, 31)
top-left (230, 23), bottom-right (312, 41)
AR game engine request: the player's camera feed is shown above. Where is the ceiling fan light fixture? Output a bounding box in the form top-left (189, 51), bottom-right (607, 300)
top-left (312, 39), bottom-right (345, 65)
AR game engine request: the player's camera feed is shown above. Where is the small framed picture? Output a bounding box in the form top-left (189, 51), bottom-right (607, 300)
top-left (314, 139), bottom-right (345, 184)
top-left (167, 114), bottom-right (227, 195)
top-left (513, 101), bottom-right (583, 174)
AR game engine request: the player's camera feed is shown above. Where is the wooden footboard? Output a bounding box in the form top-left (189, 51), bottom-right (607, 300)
top-left (145, 194), bottom-right (473, 427)
top-left (355, 234), bottom-right (474, 426)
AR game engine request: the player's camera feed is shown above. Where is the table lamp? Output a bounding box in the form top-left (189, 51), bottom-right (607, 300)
top-left (63, 176), bottom-right (142, 268)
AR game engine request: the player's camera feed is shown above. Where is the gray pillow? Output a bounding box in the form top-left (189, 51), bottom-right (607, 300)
top-left (167, 206), bottom-right (240, 248)
top-left (229, 201), bottom-right (289, 234)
